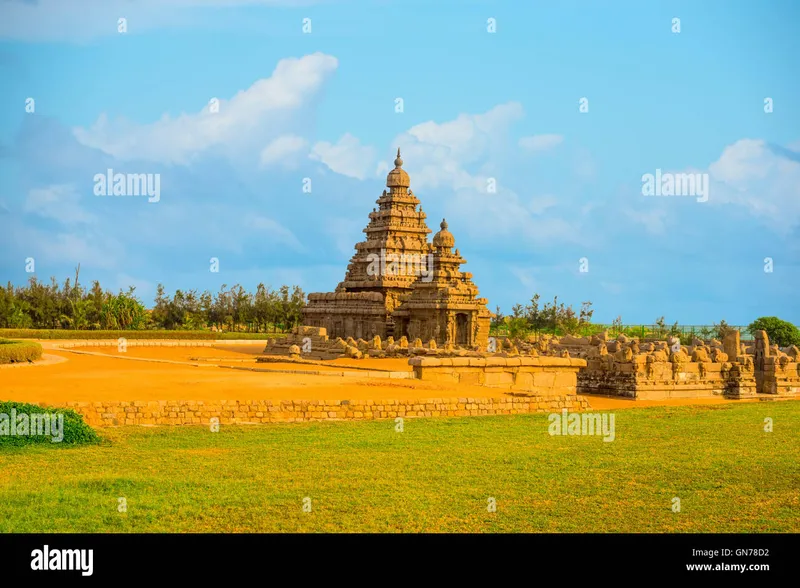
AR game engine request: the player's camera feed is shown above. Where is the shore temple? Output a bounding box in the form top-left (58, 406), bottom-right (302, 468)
top-left (302, 149), bottom-right (493, 347)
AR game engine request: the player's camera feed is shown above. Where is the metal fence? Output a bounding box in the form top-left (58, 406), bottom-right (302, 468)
top-left (490, 324), bottom-right (754, 341)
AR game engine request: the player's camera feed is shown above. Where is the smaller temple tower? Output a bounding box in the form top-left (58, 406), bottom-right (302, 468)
top-left (391, 219), bottom-right (493, 347)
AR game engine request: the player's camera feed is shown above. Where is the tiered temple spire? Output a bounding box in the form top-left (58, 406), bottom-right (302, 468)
top-left (303, 150), bottom-right (493, 346)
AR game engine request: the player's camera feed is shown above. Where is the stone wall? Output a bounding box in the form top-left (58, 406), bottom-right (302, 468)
top-left (53, 340), bottom-right (261, 349)
top-left (303, 292), bottom-right (388, 340)
top-left (542, 330), bottom-right (768, 399)
top-left (45, 395), bottom-right (590, 427)
top-left (760, 357), bottom-right (800, 395)
top-left (261, 326), bottom-right (347, 360)
top-left (409, 356), bottom-right (586, 396)
top-left (578, 356), bottom-right (757, 399)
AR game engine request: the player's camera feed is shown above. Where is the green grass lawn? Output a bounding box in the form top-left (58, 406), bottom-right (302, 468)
top-left (0, 402), bottom-right (797, 532)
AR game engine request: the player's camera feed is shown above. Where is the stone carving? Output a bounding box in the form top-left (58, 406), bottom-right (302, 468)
top-left (345, 345), bottom-right (362, 359)
top-left (671, 349), bottom-right (689, 380)
top-left (770, 344), bottom-right (787, 358)
top-left (539, 329), bottom-right (789, 400)
top-left (651, 349), bottom-right (669, 363)
top-left (614, 346), bottom-right (633, 362)
top-left (754, 330), bottom-right (770, 371)
top-left (710, 348), bottom-right (728, 363)
top-left (739, 355), bottom-right (754, 373)
top-left (723, 330), bottom-right (740, 361)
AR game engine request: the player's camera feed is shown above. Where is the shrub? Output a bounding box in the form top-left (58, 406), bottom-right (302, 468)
top-left (0, 401), bottom-right (100, 447)
top-left (215, 332), bottom-right (284, 340)
top-left (0, 339), bottom-right (43, 364)
top-left (746, 317), bottom-right (800, 348)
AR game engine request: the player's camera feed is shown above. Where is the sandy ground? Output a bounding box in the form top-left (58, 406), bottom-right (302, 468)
top-left (70, 345), bottom-right (414, 372)
top-left (1, 346), bottom-right (502, 404)
top-left (2, 341), bottom-right (782, 410)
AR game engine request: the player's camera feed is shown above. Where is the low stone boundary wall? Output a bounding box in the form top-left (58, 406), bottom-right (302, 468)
top-left (759, 357), bottom-right (800, 396)
top-left (578, 358), bottom-right (758, 400)
top-left (44, 395), bottom-right (591, 427)
top-left (53, 340), bottom-right (261, 349)
top-left (409, 356), bottom-right (587, 396)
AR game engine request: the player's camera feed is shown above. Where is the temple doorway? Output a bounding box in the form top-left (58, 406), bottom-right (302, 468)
top-left (455, 313), bottom-right (469, 346)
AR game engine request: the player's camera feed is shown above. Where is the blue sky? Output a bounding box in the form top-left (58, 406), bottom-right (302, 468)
top-left (0, 0), bottom-right (798, 324)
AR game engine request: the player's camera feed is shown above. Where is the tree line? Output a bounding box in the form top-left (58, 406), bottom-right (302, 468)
top-left (489, 293), bottom-right (799, 346)
top-left (0, 271), bottom-right (306, 332)
top-left (490, 294), bottom-right (595, 338)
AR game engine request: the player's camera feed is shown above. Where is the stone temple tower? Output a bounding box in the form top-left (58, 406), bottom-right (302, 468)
top-left (302, 150), bottom-right (493, 346)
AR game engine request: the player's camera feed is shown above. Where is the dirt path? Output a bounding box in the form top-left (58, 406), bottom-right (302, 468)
top-left (0, 353), bottom-right (68, 370)
top-left (0, 348), bottom-right (504, 404)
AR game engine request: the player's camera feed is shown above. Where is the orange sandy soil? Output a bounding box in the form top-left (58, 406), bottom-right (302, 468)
top-left (64, 344), bottom-right (414, 372)
top-left (6, 341), bottom-right (776, 410)
top-left (1, 347), bottom-right (502, 404)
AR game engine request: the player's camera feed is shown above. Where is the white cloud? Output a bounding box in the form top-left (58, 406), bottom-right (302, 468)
top-left (73, 53), bottom-right (338, 165)
top-left (624, 208), bottom-right (668, 235)
top-left (13, 226), bottom-right (124, 270)
top-left (24, 185), bottom-right (97, 225)
top-left (448, 187), bottom-right (584, 246)
top-left (0, 1), bottom-right (326, 42)
top-left (707, 139), bottom-right (800, 233)
top-left (310, 134), bottom-right (376, 180)
top-left (244, 215), bottom-right (304, 251)
top-left (312, 102), bottom-right (582, 246)
top-left (528, 195), bottom-right (558, 215)
top-left (382, 102), bottom-right (524, 191)
top-left (259, 135), bottom-right (309, 168)
top-left (519, 134), bottom-right (564, 152)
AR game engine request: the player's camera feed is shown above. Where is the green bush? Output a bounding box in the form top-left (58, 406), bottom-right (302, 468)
top-left (0, 401), bottom-right (100, 447)
top-left (0, 339), bottom-right (43, 364)
top-left (746, 317), bottom-right (800, 348)
top-left (0, 329), bottom-right (281, 341)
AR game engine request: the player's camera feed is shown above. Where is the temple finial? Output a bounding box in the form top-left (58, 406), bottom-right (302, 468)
top-left (394, 148), bottom-right (403, 168)
top-left (441, 218), bottom-right (448, 230)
